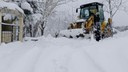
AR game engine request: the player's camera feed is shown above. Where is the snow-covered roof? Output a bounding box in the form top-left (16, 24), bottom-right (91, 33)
top-left (0, 1), bottom-right (24, 14)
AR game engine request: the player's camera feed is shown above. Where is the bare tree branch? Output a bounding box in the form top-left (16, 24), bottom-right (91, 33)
top-left (103, 0), bottom-right (126, 18)
top-left (112, 0), bottom-right (122, 18)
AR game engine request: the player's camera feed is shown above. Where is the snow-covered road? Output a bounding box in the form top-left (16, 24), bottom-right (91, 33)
top-left (0, 31), bottom-right (128, 72)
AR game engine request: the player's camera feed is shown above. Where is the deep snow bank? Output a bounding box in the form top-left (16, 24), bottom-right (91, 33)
top-left (0, 31), bottom-right (128, 72)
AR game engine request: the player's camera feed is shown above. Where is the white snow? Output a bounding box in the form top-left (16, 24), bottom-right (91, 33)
top-left (0, 1), bottom-right (24, 14)
top-left (0, 30), bottom-right (128, 72)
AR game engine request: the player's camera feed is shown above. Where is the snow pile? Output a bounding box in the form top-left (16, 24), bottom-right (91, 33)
top-left (0, 1), bottom-right (24, 14)
top-left (59, 29), bottom-right (84, 38)
top-left (21, 2), bottom-right (33, 13)
top-left (0, 31), bottom-right (128, 72)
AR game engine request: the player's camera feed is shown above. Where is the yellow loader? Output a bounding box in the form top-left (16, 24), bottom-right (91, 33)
top-left (59, 2), bottom-right (113, 41)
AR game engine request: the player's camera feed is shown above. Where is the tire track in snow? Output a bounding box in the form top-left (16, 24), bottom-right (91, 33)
top-left (5, 46), bottom-right (42, 72)
top-left (34, 45), bottom-right (74, 72)
top-left (83, 49), bottom-right (106, 72)
top-left (67, 47), bottom-right (107, 72)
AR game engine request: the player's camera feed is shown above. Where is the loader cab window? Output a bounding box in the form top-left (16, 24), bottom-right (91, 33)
top-left (80, 5), bottom-right (98, 19)
top-left (89, 6), bottom-right (97, 15)
top-left (85, 10), bottom-right (89, 17)
top-left (80, 7), bottom-right (89, 19)
top-left (98, 5), bottom-right (104, 22)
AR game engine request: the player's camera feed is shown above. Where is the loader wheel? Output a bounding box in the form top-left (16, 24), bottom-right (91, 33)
top-left (69, 35), bottom-right (73, 38)
top-left (76, 34), bottom-right (84, 38)
top-left (76, 35), bottom-right (79, 38)
top-left (96, 37), bottom-right (100, 41)
top-left (94, 31), bottom-right (101, 42)
top-left (95, 34), bottom-right (101, 41)
top-left (79, 34), bottom-right (85, 38)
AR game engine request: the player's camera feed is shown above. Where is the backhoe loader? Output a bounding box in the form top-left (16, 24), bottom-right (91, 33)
top-left (59, 2), bottom-right (113, 41)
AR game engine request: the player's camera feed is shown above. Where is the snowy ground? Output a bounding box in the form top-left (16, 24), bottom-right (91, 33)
top-left (0, 31), bottom-right (128, 72)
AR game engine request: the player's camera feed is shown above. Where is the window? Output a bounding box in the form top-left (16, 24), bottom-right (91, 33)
top-left (98, 5), bottom-right (104, 22)
top-left (80, 7), bottom-right (89, 19)
top-left (89, 6), bottom-right (97, 14)
top-left (84, 9), bottom-right (89, 17)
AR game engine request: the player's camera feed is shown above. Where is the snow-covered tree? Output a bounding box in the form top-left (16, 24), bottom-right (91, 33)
top-left (24, 0), bottom-right (75, 37)
top-left (35, 0), bottom-right (74, 36)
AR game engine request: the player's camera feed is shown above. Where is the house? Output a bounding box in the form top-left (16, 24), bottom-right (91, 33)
top-left (0, 1), bottom-right (24, 43)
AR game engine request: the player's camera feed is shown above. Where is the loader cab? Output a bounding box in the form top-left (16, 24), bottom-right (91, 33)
top-left (78, 2), bottom-right (105, 22)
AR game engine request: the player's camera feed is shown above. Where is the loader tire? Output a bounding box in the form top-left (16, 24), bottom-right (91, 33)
top-left (79, 34), bottom-right (85, 38)
top-left (95, 31), bottom-right (101, 42)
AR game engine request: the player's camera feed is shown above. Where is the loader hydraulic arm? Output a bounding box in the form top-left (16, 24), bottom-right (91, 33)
top-left (84, 15), bottom-right (94, 33)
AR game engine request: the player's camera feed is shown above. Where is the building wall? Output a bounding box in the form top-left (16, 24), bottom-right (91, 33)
top-left (1, 31), bottom-right (12, 43)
